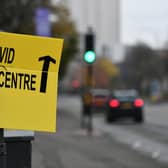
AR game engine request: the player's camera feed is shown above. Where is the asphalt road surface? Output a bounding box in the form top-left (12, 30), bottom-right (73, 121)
top-left (32, 95), bottom-right (168, 168)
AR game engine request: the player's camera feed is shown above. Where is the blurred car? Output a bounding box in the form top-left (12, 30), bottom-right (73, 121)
top-left (91, 89), bottom-right (110, 113)
top-left (105, 89), bottom-right (144, 123)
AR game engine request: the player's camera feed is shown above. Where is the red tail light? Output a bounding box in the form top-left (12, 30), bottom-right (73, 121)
top-left (134, 99), bottom-right (144, 107)
top-left (109, 99), bottom-right (120, 108)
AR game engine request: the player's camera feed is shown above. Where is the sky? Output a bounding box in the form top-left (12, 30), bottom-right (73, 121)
top-left (122, 0), bottom-right (168, 48)
top-left (52, 0), bottom-right (168, 49)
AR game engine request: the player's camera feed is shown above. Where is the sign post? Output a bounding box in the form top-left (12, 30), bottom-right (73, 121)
top-left (0, 32), bottom-right (63, 167)
top-left (0, 128), bottom-right (6, 168)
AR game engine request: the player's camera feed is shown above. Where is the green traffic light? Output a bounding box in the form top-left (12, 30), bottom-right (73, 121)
top-left (84, 50), bottom-right (96, 64)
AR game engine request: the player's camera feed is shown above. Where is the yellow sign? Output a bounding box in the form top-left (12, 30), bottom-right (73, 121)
top-left (0, 32), bottom-right (63, 132)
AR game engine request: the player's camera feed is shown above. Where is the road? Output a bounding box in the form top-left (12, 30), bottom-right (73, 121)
top-left (32, 95), bottom-right (168, 168)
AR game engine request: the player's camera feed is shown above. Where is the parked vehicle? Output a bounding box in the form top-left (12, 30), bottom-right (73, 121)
top-left (91, 89), bottom-right (110, 113)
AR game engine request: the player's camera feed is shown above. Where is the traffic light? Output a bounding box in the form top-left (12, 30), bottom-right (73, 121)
top-left (83, 32), bottom-right (96, 64)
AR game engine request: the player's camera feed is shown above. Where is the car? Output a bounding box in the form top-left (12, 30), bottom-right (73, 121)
top-left (105, 89), bottom-right (144, 123)
top-left (91, 89), bottom-right (110, 113)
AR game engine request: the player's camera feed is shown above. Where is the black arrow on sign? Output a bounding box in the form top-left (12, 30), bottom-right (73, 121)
top-left (39, 56), bottom-right (56, 93)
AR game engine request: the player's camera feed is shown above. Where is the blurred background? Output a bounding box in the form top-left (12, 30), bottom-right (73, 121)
top-left (0, 0), bottom-right (167, 102)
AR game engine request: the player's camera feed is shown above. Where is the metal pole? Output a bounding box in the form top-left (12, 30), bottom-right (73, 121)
top-left (87, 65), bottom-right (93, 135)
top-left (0, 128), bottom-right (7, 168)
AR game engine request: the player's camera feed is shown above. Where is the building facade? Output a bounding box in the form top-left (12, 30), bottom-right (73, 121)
top-left (62, 0), bottom-right (122, 62)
